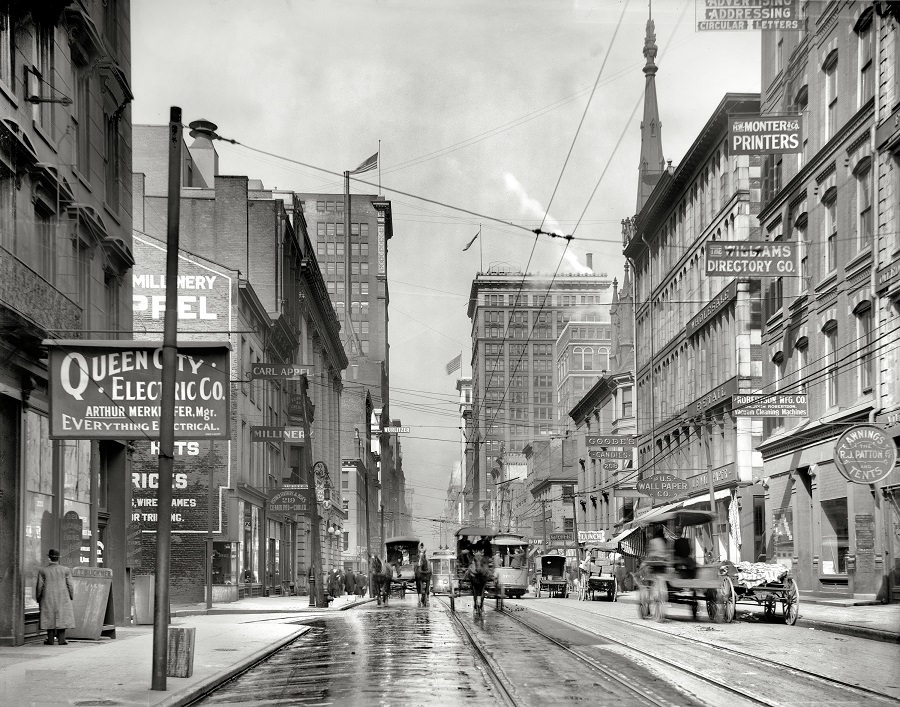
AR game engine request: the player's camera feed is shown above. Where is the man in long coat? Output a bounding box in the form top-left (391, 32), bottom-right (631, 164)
top-left (36, 549), bottom-right (75, 645)
top-left (343, 568), bottom-right (355, 597)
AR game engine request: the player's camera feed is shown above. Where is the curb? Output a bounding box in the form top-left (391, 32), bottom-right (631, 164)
top-left (158, 625), bottom-right (312, 707)
top-left (613, 593), bottom-right (900, 645)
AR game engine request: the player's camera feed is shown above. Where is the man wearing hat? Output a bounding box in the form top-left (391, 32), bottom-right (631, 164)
top-left (35, 549), bottom-right (75, 645)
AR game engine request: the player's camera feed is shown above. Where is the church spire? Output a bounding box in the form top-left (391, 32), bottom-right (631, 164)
top-left (636, 2), bottom-right (666, 212)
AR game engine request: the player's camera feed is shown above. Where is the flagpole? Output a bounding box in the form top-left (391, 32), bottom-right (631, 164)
top-left (478, 224), bottom-right (483, 273)
top-left (378, 140), bottom-right (382, 196)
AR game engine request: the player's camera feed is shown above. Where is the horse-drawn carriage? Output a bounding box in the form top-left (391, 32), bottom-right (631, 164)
top-left (579, 542), bottom-right (619, 602)
top-left (536, 553), bottom-right (569, 598)
top-left (451, 526), bottom-right (500, 615)
top-left (385, 536), bottom-right (421, 599)
top-left (632, 509), bottom-right (736, 623)
top-left (491, 533), bottom-right (530, 599)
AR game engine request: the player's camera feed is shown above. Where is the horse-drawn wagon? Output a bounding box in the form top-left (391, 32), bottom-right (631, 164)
top-left (632, 509), bottom-right (736, 623)
top-left (385, 535), bottom-right (421, 599)
top-left (731, 561), bottom-right (799, 625)
top-left (579, 542), bottom-right (619, 602)
top-left (536, 553), bottom-right (569, 598)
top-left (452, 526), bottom-right (498, 615)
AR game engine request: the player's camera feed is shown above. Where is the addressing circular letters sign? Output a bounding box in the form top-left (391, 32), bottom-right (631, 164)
top-left (834, 425), bottom-right (898, 484)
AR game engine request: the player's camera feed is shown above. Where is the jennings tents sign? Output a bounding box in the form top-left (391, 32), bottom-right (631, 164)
top-left (46, 340), bottom-right (231, 440)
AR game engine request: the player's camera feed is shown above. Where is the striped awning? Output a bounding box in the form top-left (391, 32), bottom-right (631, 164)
top-left (611, 527), bottom-right (644, 558)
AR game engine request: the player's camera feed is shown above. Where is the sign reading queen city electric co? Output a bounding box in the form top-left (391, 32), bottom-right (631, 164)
top-left (45, 340), bottom-right (231, 440)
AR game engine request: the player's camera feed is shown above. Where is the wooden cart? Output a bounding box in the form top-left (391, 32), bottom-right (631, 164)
top-left (731, 562), bottom-right (800, 625)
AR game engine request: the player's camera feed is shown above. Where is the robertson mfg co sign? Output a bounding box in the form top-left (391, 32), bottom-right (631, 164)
top-left (46, 340), bottom-right (230, 440)
top-left (834, 425), bottom-right (898, 484)
top-left (733, 393), bottom-right (809, 417)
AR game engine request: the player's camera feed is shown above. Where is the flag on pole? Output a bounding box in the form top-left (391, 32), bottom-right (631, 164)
top-left (462, 229), bottom-right (480, 252)
top-left (350, 152), bottom-right (378, 174)
top-left (445, 354), bottom-right (461, 375)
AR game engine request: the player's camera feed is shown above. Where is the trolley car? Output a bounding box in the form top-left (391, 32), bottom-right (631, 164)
top-left (429, 547), bottom-right (457, 596)
top-left (491, 533), bottom-right (530, 599)
top-left (384, 535), bottom-right (422, 599)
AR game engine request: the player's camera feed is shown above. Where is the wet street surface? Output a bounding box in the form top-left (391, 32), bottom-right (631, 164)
top-left (192, 595), bottom-right (900, 706)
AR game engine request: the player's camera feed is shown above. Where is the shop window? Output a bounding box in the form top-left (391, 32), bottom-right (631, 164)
top-left (773, 505), bottom-right (793, 568)
top-left (821, 497), bottom-right (849, 576)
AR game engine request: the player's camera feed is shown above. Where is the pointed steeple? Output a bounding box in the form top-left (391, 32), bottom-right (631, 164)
top-left (636, 4), bottom-right (665, 213)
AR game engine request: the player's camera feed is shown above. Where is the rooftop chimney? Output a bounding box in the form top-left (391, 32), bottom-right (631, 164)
top-left (187, 119), bottom-right (219, 188)
top-left (586, 253), bottom-right (593, 271)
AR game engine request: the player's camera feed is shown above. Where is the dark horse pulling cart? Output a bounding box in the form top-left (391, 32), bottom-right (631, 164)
top-left (451, 526), bottom-right (499, 615)
top-left (632, 509), bottom-right (736, 623)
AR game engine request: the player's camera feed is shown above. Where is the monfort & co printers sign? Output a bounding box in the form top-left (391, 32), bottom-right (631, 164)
top-left (45, 340), bottom-right (230, 439)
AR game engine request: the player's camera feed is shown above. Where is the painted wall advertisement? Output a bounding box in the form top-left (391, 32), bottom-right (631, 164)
top-left (46, 341), bottom-right (231, 440)
top-left (696, 0), bottom-right (801, 32)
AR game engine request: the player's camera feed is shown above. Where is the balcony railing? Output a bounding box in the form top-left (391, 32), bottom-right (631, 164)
top-left (0, 245), bottom-right (81, 335)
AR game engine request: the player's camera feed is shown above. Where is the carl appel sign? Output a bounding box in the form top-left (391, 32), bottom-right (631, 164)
top-left (45, 340), bottom-right (231, 440)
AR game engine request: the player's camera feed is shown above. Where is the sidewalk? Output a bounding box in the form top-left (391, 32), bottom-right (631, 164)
top-left (613, 589), bottom-right (900, 643)
top-left (0, 593), bottom-right (367, 707)
top-left (0, 591), bottom-right (896, 707)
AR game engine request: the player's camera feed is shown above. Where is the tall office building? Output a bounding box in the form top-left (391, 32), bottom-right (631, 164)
top-left (295, 192), bottom-right (402, 562)
top-left (467, 268), bottom-right (613, 524)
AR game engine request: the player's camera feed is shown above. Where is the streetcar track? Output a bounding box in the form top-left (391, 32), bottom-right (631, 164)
top-left (521, 599), bottom-right (899, 704)
top-left (438, 596), bottom-right (703, 707)
top-left (504, 606), bottom-right (897, 707)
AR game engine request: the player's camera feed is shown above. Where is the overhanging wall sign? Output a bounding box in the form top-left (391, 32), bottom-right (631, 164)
top-left (834, 425), bottom-right (898, 485)
top-left (45, 340), bottom-right (231, 440)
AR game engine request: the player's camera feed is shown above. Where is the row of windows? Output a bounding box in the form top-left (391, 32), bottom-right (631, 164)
top-left (316, 241), bottom-right (371, 259)
top-left (481, 293), bottom-right (606, 307)
top-left (315, 221), bottom-right (370, 239)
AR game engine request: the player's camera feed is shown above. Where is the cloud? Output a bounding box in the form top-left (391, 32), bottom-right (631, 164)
top-left (502, 172), bottom-right (592, 274)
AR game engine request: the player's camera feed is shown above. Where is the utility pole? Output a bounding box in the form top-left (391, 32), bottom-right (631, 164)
top-left (150, 107), bottom-right (182, 692)
top-left (380, 504), bottom-right (385, 556)
top-left (541, 499), bottom-right (548, 548)
top-left (299, 374), bottom-right (325, 607)
top-left (571, 493), bottom-right (580, 566)
top-left (704, 412), bottom-right (718, 562)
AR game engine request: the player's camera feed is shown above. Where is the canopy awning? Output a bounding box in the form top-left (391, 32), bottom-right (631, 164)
top-left (683, 489), bottom-right (730, 507)
top-left (632, 499), bottom-right (684, 525)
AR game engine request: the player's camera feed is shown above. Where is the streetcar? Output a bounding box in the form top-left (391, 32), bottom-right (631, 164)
top-left (491, 532), bottom-right (530, 598)
top-left (429, 547), bottom-right (457, 596)
top-left (384, 535), bottom-right (423, 599)
top-left (453, 526), bottom-right (496, 594)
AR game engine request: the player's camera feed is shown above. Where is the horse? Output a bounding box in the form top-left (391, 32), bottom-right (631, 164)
top-left (414, 548), bottom-right (432, 607)
top-left (368, 555), bottom-right (392, 605)
top-left (466, 550), bottom-right (495, 617)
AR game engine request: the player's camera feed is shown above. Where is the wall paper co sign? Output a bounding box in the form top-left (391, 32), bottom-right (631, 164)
top-left (733, 393), bottom-right (808, 417)
top-left (706, 241), bottom-right (797, 276)
top-left (46, 340), bottom-right (230, 440)
top-left (251, 363), bottom-right (312, 379)
top-left (696, 0), bottom-right (801, 32)
top-left (834, 425), bottom-right (898, 484)
top-left (586, 435), bottom-right (636, 447)
top-left (251, 426), bottom-right (306, 443)
top-left (636, 473), bottom-right (689, 499)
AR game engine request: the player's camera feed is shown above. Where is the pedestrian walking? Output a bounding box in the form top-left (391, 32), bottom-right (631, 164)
top-left (35, 549), bottom-right (75, 645)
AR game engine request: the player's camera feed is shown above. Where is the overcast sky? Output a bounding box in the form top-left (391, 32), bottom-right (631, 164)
top-left (131, 0), bottom-right (761, 547)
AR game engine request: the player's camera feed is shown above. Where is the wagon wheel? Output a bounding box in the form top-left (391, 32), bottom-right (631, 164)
top-left (782, 576), bottom-right (799, 626)
top-left (650, 576), bottom-right (666, 622)
top-left (720, 576), bottom-right (736, 624)
top-left (763, 595), bottom-right (776, 619)
top-left (637, 584), bottom-right (651, 619)
top-left (706, 588), bottom-right (718, 621)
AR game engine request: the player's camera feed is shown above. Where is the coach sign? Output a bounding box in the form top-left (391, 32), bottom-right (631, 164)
top-left (834, 425), bottom-right (898, 485)
top-left (45, 340), bottom-right (230, 440)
